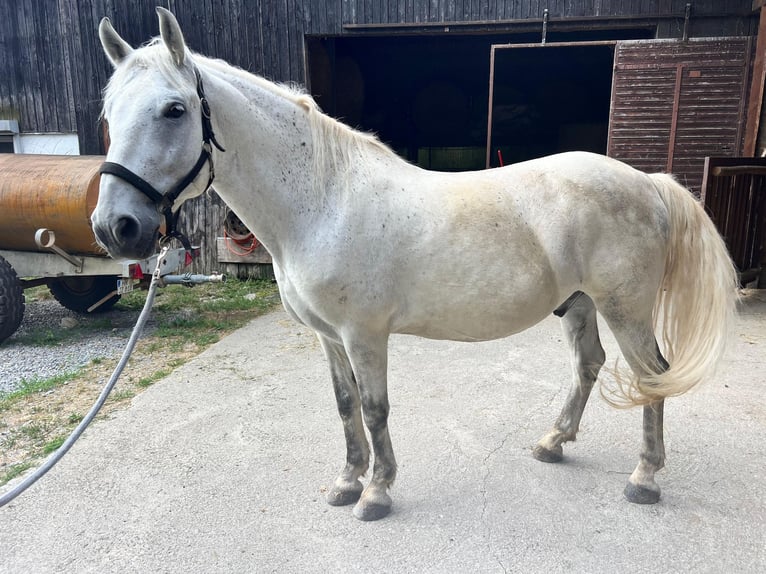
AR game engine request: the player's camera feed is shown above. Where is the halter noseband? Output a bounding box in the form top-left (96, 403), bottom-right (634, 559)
top-left (99, 67), bottom-right (225, 255)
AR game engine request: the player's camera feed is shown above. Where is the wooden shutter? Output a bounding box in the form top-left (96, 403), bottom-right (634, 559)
top-left (607, 38), bottom-right (752, 194)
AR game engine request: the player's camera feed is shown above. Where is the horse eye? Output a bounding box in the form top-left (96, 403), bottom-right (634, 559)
top-left (164, 103), bottom-right (186, 119)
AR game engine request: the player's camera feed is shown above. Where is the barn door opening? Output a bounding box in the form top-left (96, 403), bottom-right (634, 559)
top-left (485, 42), bottom-right (617, 168)
top-left (607, 38), bottom-right (753, 194)
top-left (307, 30), bottom-right (648, 173)
top-left (307, 33), bottom-right (518, 171)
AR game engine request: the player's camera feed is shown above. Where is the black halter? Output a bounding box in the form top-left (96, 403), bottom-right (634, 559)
top-left (99, 67), bottom-right (225, 255)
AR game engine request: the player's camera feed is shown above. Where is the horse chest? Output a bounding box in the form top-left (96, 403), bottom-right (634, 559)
top-left (274, 266), bottom-right (348, 342)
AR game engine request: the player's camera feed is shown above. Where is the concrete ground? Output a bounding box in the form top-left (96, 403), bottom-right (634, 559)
top-left (1, 292), bottom-right (764, 573)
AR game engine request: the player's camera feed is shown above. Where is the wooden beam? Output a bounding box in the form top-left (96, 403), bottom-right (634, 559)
top-left (667, 64), bottom-right (684, 173)
top-left (744, 6), bottom-right (766, 155)
top-left (712, 165), bottom-right (766, 176)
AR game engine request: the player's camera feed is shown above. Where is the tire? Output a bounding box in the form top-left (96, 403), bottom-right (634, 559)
top-left (48, 275), bottom-right (121, 313)
top-left (0, 256), bottom-right (25, 344)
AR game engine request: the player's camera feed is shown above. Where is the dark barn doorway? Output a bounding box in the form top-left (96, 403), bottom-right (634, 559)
top-left (306, 30), bottom-right (649, 172)
top-left (307, 33), bottom-right (514, 171)
top-left (487, 42), bottom-right (616, 168)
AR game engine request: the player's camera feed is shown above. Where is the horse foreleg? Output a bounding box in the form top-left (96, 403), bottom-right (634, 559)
top-left (624, 400), bottom-right (665, 504)
top-left (533, 293), bottom-right (605, 463)
top-left (343, 331), bottom-right (397, 521)
top-left (319, 335), bottom-right (370, 507)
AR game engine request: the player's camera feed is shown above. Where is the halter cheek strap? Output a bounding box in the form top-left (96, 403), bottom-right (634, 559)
top-left (99, 67), bottom-right (225, 256)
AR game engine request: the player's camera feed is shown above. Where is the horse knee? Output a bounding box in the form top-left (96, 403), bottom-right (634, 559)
top-left (578, 343), bottom-right (605, 383)
top-left (362, 400), bottom-right (389, 433)
top-left (334, 384), bottom-right (360, 418)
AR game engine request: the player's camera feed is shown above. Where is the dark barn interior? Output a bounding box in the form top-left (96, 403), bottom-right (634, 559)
top-left (307, 28), bottom-right (652, 171)
top-left (490, 43), bottom-right (616, 166)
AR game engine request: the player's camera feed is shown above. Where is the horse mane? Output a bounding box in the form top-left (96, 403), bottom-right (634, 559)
top-left (102, 38), bottom-right (400, 190)
top-left (196, 54), bottom-right (399, 189)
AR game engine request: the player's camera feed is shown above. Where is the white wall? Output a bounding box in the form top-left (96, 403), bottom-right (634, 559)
top-left (14, 133), bottom-right (80, 155)
top-left (0, 120), bottom-right (80, 155)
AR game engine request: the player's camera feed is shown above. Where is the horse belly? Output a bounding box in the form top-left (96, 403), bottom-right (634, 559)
top-left (398, 305), bottom-right (553, 342)
top-left (393, 264), bottom-right (561, 342)
top-left (386, 187), bottom-right (568, 341)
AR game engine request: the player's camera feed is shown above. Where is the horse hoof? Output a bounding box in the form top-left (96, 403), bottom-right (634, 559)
top-left (352, 493), bottom-right (392, 521)
top-left (624, 481), bottom-right (661, 504)
top-left (326, 479), bottom-right (364, 507)
top-left (532, 444), bottom-right (563, 463)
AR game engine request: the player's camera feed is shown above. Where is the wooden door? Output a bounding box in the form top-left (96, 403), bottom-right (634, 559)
top-left (607, 38), bottom-right (752, 194)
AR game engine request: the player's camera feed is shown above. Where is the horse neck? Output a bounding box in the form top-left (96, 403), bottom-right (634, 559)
top-left (196, 60), bottom-right (326, 258)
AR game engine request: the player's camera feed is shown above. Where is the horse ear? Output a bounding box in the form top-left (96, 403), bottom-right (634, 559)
top-left (156, 7), bottom-right (186, 67)
top-left (99, 17), bottom-right (133, 67)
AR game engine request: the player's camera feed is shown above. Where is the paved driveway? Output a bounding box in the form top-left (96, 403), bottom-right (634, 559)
top-left (2, 292), bottom-right (764, 573)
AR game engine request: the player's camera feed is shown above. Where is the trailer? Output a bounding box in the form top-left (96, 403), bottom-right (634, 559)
top-left (0, 154), bottom-right (205, 344)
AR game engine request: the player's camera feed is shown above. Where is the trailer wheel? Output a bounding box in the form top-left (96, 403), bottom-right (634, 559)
top-left (48, 276), bottom-right (121, 313)
top-left (0, 255), bottom-right (25, 344)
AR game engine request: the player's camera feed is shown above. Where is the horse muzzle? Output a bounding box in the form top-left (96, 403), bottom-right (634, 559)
top-left (92, 210), bottom-right (160, 260)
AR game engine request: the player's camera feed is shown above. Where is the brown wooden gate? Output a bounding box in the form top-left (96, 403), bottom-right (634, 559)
top-left (607, 38), bottom-right (752, 195)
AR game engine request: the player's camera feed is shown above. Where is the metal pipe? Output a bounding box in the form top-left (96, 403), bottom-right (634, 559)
top-left (485, 45), bottom-right (497, 169)
top-left (161, 272), bottom-right (226, 286)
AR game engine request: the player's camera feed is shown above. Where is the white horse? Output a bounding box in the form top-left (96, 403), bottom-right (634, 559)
top-left (93, 8), bottom-right (738, 521)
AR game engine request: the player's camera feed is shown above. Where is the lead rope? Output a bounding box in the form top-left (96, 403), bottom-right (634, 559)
top-left (0, 246), bottom-right (170, 508)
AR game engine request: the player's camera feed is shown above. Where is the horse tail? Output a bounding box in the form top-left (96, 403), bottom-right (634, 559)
top-left (617, 173), bottom-right (739, 406)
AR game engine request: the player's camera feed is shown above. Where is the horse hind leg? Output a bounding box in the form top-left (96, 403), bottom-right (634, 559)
top-left (318, 335), bottom-right (369, 507)
top-left (599, 304), bottom-right (670, 504)
top-left (533, 292), bottom-right (606, 463)
top-left (625, 400), bottom-right (666, 504)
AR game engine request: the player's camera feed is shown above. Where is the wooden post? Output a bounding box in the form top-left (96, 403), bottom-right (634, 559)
top-left (744, 2), bottom-right (766, 156)
top-left (752, 2), bottom-right (766, 284)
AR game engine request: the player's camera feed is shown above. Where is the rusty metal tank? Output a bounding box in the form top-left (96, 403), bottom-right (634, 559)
top-left (0, 154), bottom-right (104, 254)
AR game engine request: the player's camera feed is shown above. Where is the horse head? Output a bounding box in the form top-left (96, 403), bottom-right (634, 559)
top-left (92, 7), bottom-right (221, 259)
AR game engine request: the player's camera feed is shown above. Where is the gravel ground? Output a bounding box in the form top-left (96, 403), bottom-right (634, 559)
top-left (0, 299), bottom-right (144, 394)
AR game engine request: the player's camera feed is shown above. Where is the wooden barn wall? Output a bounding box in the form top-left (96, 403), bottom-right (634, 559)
top-left (0, 0), bottom-right (758, 273)
top-left (0, 0), bottom-right (77, 134)
top-left (2, 0), bottom-right (758, 152)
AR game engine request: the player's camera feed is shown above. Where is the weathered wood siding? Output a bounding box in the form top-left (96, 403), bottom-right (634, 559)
top-left (608, 38), bottom-right (752, 194)
top-left (0, 0), bottom-right (758, 272)
top-left (0, 0), bottom-right (757, 154)
top-left (0, 0), bottom-right (77, 133)
top-left (3, 0), bottom-right (756, 152)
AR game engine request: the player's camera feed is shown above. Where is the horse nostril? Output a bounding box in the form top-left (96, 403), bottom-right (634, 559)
top-left (113, 215), bottom-right (142, 244)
